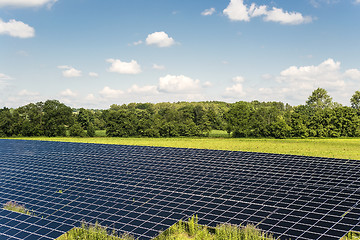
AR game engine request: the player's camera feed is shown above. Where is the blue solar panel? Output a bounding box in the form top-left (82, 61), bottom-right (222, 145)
top-left (1, 139), bottom-right (360, 239)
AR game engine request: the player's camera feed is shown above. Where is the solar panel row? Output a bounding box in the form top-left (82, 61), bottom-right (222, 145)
top-left (1, 139), bottom-right (360, 240)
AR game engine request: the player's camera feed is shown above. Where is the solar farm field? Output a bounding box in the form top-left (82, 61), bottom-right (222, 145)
top-left (1, 139), bottom-right (360, 240)
top-left (6, 136), bottom-right (360, 160)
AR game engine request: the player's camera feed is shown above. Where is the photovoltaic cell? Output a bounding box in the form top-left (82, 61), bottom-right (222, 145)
top-left (1, 139), bottom-right (360, 239)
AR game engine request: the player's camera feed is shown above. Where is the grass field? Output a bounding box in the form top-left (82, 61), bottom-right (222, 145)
top-left (5, 133), bottom-right (360, 160)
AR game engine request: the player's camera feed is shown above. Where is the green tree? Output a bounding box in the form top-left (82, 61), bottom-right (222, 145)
top-left (43, 100), bottom-right (73, 137)
top-left (69, 123), bottom-right (86, 137)
top-left (0, 108), bottom-right (13, 137)
top-left (350, 91), bottom-right (360, 110)
top-left (86, 122), bottom-right (96, 137)
top-left (306, 88), bottom-right (333, 109)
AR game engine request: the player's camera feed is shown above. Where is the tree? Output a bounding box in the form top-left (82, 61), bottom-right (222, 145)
top-left (43, 100), bottom-right (73, 137)
top-left (69, 123), bottom-right (86, 137)
top-left (0, 108), bottom-right (13, 137)
top-left (306, 88), bottom-right (333, 110)
top-left (351, 91), bottom-right (360, 110)
top-left (86, 122), bottom-right (96, 137)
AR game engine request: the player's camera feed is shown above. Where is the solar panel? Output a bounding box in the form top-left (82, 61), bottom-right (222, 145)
top-left (1, 139), bottom-right (360, 240)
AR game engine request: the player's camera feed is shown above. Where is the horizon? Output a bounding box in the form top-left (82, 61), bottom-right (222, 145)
top-left (1, 0), bottom-right (360, 109)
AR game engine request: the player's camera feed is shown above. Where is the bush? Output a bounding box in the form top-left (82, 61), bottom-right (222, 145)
top-left (87, 123), bottom-right (96, 137)
top-left (69, 123), bottom-right (86, 137)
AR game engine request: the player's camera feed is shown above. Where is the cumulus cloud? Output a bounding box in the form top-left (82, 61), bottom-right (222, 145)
top-left (146, 31), bottom-right (175, 47)
top-left (106, 59), bottom-right (141, 74)
top-left (276, 58), bottom-right (344, 89)
top-left (223, 0), bottom-right (312, 25)
top-left (18, 89), bottom-right (39, 96)
top-left (0, 0), bottom-right (57, 8)
top-left (224, 76), bottom-right (246, 98)
top-left (203, 81), bottom-right (213, 88)
top-left (60, 89), bottom-right (77, 97)
top-left (99, 86), bottom-right (124, 99)
top-left (0, 19), bottom-right (35, 38)
top-left (232, 76), bottom-right (245, 83)
top-left (0, 73), bottom-right (11, 80)
top-left (152, 64), bottom-right (165, 70)
top-left (158, 75), bottom-right (201, 93)
top-left (225, 83), bottom-right (246, 97)
top-left (132, 40), bottom-right (143, 46)
top-left (58, 65), bottom-right (82, 78)
top-left (255, 58), bottom-right (360, 105)
top-left (344, 69), bottom-right (360, 80)
top-left (202, 8), bottom-right (216, 16)
top-left (89, 72), bottom-right (98, 77)
top-left (127, 84), bottom-right (158, 95)
top-left (264, 7), bottom-right (312, 25)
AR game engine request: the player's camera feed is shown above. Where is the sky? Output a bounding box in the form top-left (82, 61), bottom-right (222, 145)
top-left (0, 0), bottom-right (360, 109)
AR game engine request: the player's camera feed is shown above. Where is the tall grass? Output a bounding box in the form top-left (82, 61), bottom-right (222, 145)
top-left (154, 215), bottom-right (275, 240)
top-left (56, 221), bottom-right (134, 240)
top-left (341, 231), bottom-right (360, 240)
top-left (3, 201), bottom-right (33, 216)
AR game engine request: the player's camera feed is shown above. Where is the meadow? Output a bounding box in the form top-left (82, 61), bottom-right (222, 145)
top-left (7, 130), bottom-right (360, 160)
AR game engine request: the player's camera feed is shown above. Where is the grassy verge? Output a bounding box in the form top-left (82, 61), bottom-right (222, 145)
top-left (3, 201), bottom-right (33, 216)
top-left (5, 136), bottom-right (360, 160)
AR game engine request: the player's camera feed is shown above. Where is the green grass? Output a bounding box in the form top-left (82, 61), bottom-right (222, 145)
top-left (154, 215), bottom-right (275, 240)
top-left (3, 201), bottom-right (33, 216)
top-left (5, 135), bottom-right (360, 160)
top-left (341, 231), bottom-right (360, 240)
top-left (57, 216), bottom-right (274, 240)
top-left (56, 221), bottom-right (134, 240)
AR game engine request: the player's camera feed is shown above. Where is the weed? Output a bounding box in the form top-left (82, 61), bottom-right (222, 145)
top-left (56, 221), bottom-right (135, 240)
top-left (3, 201), bottom-right (33, 216)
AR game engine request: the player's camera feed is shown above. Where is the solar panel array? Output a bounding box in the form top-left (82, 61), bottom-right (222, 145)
top-left (0, 139), bottom-right (360, 240)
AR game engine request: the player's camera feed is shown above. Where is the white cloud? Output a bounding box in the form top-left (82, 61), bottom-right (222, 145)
top-left (152, 64), bottom-right (165, 70)
top-left (232, 76), bottom-right (245, 83)
top-left (0, 73), bottom-right (11, 80)
top-left (254, 58), bottom-right (360, 105)
top-left (277, 58), bottom-right (343, 89)
top-left (106, 59), bottom-right (141, 74)
top-left (202, 8), bottom-right (216, 16)
top-left (224, 83), bottom-right (246, 97)
top-left (344, 69), bottom-right (360, 80)
top-left (356, 0), bottom-right (360, 3)
top-left (89, 72), bottom-right (98, 77)
top-left (146, 31), bottom-right (175, 47)
top-left (223, 0), bottom-right (312, 25)
top-left (132, 40), bottom-right (143, 46)
top-left (223, 0), bottom-right (251, 21)
top-left (58, 65), bottom-right (82, 78)
top-left (0, 0), bottom-right (57, 8)
top-left (0, 19), bottom-right (35, 38)
top-left (18, 89), bottom-right (39, 96)
top-left (158, 74), bottom-right (201, 93)
top-left (85, 93), bottom-right (96, 101)
top-left (127, 84), bottom-right (158, 95)
top-left (264, 7), bottom-right (312, 25)
top-left (224, 76), bottom-right (246, 97)
top-left (60, 89), bottom-right (77, 97)
top-left (99, 86), bottom-right (124, 99)
top-left (203, 81), bottom-right (213, 88)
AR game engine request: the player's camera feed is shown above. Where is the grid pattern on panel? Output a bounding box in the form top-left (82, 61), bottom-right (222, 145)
top-left (0, 139), bottom-right (360, 240)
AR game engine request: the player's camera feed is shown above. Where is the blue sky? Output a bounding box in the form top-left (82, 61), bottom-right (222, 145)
top-left (1, 0), bottom-right (360, 109)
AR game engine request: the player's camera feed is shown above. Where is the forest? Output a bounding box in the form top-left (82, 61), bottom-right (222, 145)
top-left (0, 88), bottom-right (360, 139)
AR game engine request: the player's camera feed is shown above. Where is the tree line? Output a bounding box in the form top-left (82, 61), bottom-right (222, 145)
top-left (0, 88), bottom-right (359, 138)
